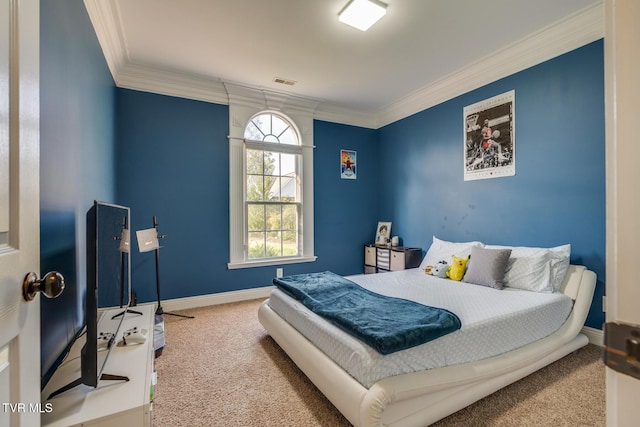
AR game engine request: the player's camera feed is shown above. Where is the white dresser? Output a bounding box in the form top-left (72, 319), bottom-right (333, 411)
top-left (42, 304), bottom-right (156, 426)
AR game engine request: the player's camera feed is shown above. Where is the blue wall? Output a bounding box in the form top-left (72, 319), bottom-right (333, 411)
top-left (40, 0), bottom-right (116, 382)
top-left (314, 121), bottom-right (379, 269)
top-left (378, 41), bottom-right (605, 328)
top-left (115, 90), bottom-right (379, 303)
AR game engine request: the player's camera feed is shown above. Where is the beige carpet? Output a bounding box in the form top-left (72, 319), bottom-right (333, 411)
top-left (152, 299), bottom-right (605, 426)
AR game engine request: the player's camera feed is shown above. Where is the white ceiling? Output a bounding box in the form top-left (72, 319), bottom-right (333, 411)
top-left (84, 0), bottom-right (603, 128)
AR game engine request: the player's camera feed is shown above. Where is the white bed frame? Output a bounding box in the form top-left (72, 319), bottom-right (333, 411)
top-left (258, 265), bottom-right (596, 427)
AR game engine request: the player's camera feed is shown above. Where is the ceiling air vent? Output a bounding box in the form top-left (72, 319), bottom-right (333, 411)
top-left (273, 77), bottom-right (297, 86)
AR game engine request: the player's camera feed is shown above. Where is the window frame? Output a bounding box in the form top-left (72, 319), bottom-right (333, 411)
top-left (228, 105), bottom-right (316, 269)
top-left (244, 113), bottom-right (302, 261)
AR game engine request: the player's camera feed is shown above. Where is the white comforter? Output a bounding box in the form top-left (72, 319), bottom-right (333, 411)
top-left (267, 268), bottom-right (573, 388)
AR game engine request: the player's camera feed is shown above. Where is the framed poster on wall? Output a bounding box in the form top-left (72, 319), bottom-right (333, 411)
top-left (464, 90), bottom-right (515, 181)
top-left (340, 149), bottom-right (357, 179)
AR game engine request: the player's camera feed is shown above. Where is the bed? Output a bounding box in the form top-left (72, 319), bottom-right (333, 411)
top-left (258, 239), bottom-right (596, 426)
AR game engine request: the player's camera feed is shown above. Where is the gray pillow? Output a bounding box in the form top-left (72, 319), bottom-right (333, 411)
top-left (462, 246), bottom-right (512, 289)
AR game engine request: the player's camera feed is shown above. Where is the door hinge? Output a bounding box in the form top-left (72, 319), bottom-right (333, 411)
top-left (603, 322), bottom-right (640, 380)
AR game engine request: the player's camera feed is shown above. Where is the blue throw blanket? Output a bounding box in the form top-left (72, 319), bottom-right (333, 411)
top-left (273, 271), bottom-right (461, 355)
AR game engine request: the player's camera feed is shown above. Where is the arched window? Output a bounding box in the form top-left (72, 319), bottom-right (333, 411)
top-left (244, 112), bottom-right (302, 260)
top-left (227, 87), bottom-right (316, 270)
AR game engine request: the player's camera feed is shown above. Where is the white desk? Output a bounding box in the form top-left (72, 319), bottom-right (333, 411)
top-left (42, 304), bottom-right (156, 426)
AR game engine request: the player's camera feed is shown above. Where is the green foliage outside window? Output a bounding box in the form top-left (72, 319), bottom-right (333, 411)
top-left (245, 112), bottom-right (300, 259)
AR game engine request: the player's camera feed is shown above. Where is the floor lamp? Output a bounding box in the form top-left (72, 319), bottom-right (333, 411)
top-left (136, 216), bottom-right (194, 319)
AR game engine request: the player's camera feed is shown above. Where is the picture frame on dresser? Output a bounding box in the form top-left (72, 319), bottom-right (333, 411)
top-left (374, 221), bottom-right (392, 246)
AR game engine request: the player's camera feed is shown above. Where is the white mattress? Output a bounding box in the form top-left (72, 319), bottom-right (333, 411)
top-left (267, 268), bottom-right (573, 388)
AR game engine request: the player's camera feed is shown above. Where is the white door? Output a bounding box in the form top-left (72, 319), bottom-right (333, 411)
top-left (0, 0), bottom-right (41, 425)
top-left (605, 1), bottom-right (640, 426)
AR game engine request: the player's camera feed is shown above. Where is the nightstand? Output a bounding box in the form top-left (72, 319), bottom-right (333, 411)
top-left (364, 245), bottom-right (422, 273)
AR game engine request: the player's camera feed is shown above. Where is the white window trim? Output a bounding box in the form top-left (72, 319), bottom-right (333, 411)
top-left (227, 93), bottom-right (316, 269)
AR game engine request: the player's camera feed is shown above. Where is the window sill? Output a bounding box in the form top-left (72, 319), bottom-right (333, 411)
top-left (227, 256), bottom-right (317, 270)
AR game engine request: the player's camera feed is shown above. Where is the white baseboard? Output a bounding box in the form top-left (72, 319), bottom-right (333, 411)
top-left (158, 286), bottom-right (274, 313)
top-left (157, 288), bottom-right (605, 348)
top-left (581, 326), bottom-right (603, 347)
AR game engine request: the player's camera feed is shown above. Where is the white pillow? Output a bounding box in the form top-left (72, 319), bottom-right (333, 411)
top-left (420, 236), bottom-right (484, 270)
top-left (485, 244), bottom-right (570, 292)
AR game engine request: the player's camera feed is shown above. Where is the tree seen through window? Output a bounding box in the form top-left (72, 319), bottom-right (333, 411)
top-left (245, 113), bottom-right (300, 259)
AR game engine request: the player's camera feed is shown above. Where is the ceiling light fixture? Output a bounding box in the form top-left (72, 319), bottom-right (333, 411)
top-left (338, 0), bottom-right (387, 32)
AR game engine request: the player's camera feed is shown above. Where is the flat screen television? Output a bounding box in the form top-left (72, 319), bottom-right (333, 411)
top-left (47, 201), bottom-right (132, 399)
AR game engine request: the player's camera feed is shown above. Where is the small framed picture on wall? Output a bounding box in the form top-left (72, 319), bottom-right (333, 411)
top-left (375, 221), bottom-right (391, 246)
top-left (340, 149), bottom-right (357, 179)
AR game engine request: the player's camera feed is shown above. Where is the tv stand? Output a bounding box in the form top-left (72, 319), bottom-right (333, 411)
top-left (42, 305), bottom-right (156, 426)
top-left (47, 371), bottom-right (130, 400)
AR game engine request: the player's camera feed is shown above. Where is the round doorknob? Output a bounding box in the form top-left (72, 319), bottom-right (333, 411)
top-left (22, 271), bottom-right (65, 301)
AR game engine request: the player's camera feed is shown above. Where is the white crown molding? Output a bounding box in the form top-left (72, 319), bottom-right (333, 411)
top-left (314, 104), bottom-right (380, 129)
top-left (83, 0), bottom-right (128, 83)
top-left (118, 63), bottom-right (230, 105)
top-left (84, 1), bottom-right (604, 130)
top-left (375, 2), bottom-right (604, 128)
top-left (223, 81), bottom-right (322, 118)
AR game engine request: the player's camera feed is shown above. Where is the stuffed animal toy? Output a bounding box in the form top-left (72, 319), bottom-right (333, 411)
top-left (446, 255), bottom-right (470, 281)
top-left (430, 260), bottom-right (450, 278)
